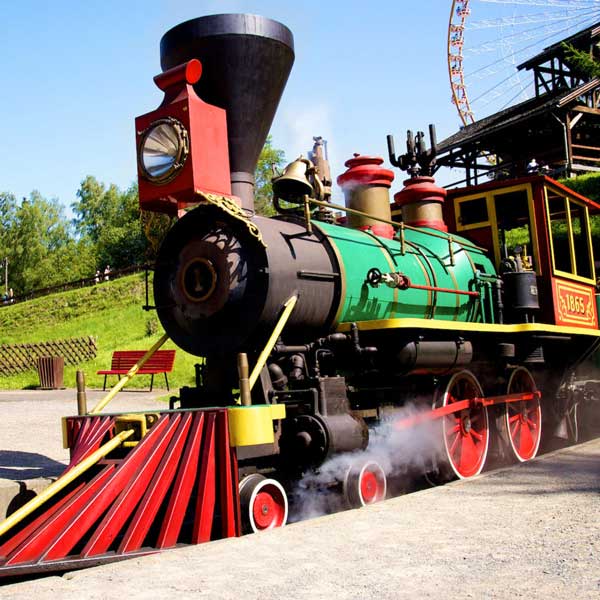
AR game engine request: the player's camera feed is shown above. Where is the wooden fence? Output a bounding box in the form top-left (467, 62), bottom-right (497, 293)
top-left (0, 336), bottom-right (97, 376)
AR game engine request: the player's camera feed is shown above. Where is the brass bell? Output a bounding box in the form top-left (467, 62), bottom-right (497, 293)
top-left (272, 157), bottom-right (314, 203)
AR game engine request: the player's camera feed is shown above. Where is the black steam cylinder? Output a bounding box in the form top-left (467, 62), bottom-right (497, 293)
top-left (160, 14), bottom-right (295, 210)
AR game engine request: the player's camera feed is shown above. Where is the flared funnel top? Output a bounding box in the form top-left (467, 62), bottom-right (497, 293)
top-left (160, 14), bottom-right (295, 209)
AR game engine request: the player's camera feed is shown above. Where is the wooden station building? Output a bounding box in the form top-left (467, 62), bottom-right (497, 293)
top-left (436, 23), bottom-right (600, 186)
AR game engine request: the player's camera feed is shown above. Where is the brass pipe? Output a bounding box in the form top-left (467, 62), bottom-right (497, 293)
top-left (448, 237), bottom-right (456, 266)
top-left (0, 429), bottom-right (134, 538)
top-left (90, 333), bottom-right (170, 414)
top-left (400, 223), bottom-right (406, 256)
top-left (76, 370), bottom-right (87, 415)
top-left (248, 295), bottom-right (298, 390)
top-left (307, 198), bottom-right (485, 252)
top-left (237, 353), bottom-right (251, 406)
top-left (303, 195), bottom-right (313, 234)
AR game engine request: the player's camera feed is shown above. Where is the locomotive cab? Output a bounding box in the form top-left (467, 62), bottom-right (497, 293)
top-left (445, 175), bottom-right (600, 330)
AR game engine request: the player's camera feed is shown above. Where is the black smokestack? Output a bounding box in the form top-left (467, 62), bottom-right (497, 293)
top-left (160, 14), bottom-right (295, 210)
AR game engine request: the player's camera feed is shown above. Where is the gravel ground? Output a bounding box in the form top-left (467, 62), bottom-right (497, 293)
top-left (2, 438), bottom-right (598, 599)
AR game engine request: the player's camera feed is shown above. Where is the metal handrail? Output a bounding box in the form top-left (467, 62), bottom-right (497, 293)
top-left (307, 197), bottom-right (487, 252)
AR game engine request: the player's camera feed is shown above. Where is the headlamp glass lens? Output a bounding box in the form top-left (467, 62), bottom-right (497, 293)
top-left (142, 123), bottom-right (179, 177)
top-left (139, 118), bottom-right (188, 183)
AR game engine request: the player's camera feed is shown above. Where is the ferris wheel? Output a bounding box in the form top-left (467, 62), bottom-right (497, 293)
top-left (448, 0), bottom-right (600, 126)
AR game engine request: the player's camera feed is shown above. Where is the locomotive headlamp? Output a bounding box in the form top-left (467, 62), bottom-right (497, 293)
top-left (138, 117), bottom-right (189, 184)
top-left (136, 59), bottom-right (231, 212)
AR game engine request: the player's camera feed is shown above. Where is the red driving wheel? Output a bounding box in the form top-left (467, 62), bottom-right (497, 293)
top-left (505, 367), bottom-right (542, 462)
top-left (438, 370), bottom-right (489, 479)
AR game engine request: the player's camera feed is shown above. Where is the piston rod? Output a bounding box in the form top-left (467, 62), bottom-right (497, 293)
top-left (394, 390), bottom-right (541, 430)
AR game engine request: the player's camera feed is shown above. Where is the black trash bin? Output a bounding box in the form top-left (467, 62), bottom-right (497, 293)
top-left (37, 356), bottom-right (65, 389)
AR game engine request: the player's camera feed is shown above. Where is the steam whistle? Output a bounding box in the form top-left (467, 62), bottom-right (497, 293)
top-left (387, 124), bottom-right (438, 178)
top-left (390, 123), bottom-right (448, 232)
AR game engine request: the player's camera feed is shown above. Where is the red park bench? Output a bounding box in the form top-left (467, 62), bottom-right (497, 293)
top-left (97, 349), bottom-right (176, 391)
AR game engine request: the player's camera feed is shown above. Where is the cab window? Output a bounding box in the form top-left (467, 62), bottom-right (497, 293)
top-left (457, 196), bottom-right (488, 228)
top-left (546, 189), bottom-right (593, 281)
top-left (547, 193), bottom-right (572, 273)
top-left (570, 202), bottom-right (592, 279)
top-left (494, 189), bottom-right (535, 271)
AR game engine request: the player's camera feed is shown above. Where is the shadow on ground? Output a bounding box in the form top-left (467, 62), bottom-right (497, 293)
top-left (0, 450), bottom-right (65, 479)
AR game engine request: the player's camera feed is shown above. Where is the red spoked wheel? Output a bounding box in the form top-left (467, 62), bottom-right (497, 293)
top-left (505, 367), bottom-right (542, 462)
top-left (343, 460), bottom-right (387, 508)
top-left (239, 474), bottom-right (288, 534)
top-left (438, 370), bottom-right (489, 479)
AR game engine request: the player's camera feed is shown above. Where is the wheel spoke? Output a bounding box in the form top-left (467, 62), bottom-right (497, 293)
top-left (511, 420), bottom-right (520, 438)
top-left (449, 431), bottom-right (461, 455)
top-left (471, 408), bottom-right (487, 435)
top-left (519, 421), bottom-right (534, 455)
top-left (445, 416), bottom-right (459, 432)
top-left (526, 417), bottom-right (537, 429)
top-left (508, 413), bottom-right (520, 424)
top-left (470, 429), bottom-right (483, 442)
top-left (459, 434), bottom-right (478, 475)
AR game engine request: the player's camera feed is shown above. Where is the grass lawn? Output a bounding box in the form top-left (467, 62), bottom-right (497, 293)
top-left (0, 273), bottom-right (200, 391)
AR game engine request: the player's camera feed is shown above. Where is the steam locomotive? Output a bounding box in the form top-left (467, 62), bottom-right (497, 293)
top-left (134, 14), bottom-right (600, 529)
top-left (2, 15), bottom-right (600, 579)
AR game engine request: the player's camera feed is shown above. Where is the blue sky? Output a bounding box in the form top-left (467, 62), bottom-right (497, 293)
top-left (2, 1), bottom-right (595, 212)
top-left (0, 1), bottom-right (460, 211)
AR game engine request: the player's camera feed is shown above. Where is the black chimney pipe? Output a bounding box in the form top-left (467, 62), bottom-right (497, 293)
top-left (160, 14), bottom-right (295, 210)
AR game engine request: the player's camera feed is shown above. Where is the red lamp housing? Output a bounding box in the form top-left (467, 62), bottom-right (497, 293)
top-left (135, 59), bottom-right (232, 215)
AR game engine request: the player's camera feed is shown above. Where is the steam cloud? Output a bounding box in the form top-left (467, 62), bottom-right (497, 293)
top-left (290, 403), bottom-right (447, 522)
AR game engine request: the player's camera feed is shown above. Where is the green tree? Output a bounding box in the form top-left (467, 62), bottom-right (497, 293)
top-left (562, 43), bottom-right (600, 80)
top-left (72, 176), bottom-right (122, 243)
top-left (254, 136), bottom-right (285, 216)
top-left (559, 172), bottom-right (600, 204)
top-left (96, 183), bottom-right (148, 268)
top-left (0, 192), bottom-right (17, 296)
top-left (0, 192), bottom-right (17, 233)
top-left (5, 192), bottom-right (93, 294)
top-left (72, 177), bottom-right (148, 269)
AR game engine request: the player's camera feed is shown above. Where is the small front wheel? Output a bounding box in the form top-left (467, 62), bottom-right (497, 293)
top-left (343, 461), bottom-right (387, 508)
top-left (239, 474), bottom-right (288, 534)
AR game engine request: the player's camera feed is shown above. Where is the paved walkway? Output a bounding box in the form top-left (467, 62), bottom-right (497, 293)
top-left (2, 437), bottom-right (599, 599)
top-left (0, 389), bottom-right (166, 516)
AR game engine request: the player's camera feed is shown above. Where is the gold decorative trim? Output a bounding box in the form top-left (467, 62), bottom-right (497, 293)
top-left (194, 191), bottom-right (266, 247)
top-left (141, 210), bottom-right (175, 256)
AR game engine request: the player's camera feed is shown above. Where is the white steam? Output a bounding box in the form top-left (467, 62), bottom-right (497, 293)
top-left (290, 403), bottom-right (447, 522)
top-left (277, 102), bottom-right (333, 162)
